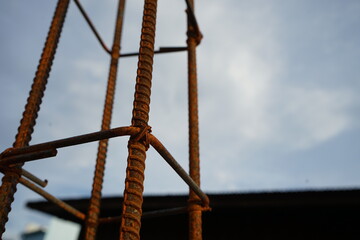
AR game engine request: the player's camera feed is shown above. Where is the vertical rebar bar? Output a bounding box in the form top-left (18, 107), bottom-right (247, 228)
top-left (187, 1), bottom-right (203, 240)
top-left (119, 0), bottom-right (157, 239)
top-left (0, 0), bottom-right (70, 236)
top-left (84, 0), bottom-right (126, 239)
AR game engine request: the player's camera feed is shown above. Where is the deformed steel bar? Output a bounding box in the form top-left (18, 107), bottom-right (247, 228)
top-left (21, 169), bottom-right (48, 188)
top-left (99, 207), bottom-right (188, 224)
top-left (19, 177), bottom-right (86, 220)
top-left (0, 0), bottom-right (70, 236)
top-left (84, 0), bottom-right (126, 239)
top-left (187, 0), bottom-right (202, 238)
top-left (73, 0), bottom-right (112, 54)
top-left (0, 149), bottom-right (57, 166)
top-left (149, 134), bottom-right (209, 207)
top-left (0, 126), bottom-right (139, 162)
top-left (119, 1), bottom-right (158, 239)
top-left (120, 46), bottom-right (187, 58)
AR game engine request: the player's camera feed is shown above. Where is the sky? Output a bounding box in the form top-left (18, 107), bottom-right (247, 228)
top-left (1, 0), bottom-right (360, 239)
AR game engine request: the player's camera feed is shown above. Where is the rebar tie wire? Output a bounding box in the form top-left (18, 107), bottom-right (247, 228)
top-left (0, 0), bottom-right (208, 238)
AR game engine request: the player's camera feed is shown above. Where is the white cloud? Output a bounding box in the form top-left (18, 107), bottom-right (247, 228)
top-left (1, 1), bottom-right (360, 238)
top-left (199, 0), bottom-right (357, 152)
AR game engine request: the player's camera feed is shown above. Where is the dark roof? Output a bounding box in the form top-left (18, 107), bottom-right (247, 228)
top-left (27, 188), bottom-right (360, 221)
top-left (27, 189), bottom-right (360, 239)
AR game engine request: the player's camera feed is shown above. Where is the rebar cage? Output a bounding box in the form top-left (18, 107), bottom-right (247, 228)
top-left (0, 0), bottom-right (209, 239)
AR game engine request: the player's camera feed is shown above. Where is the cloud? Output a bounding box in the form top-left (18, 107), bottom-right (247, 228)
top-left (199, 0), bottom-right (357, 152)
top-left (1, 1), bottom-right (360, 238)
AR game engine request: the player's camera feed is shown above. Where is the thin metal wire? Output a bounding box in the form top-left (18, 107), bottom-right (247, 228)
top-left (99, 207), bottom-right (188, 224)
top-left (120, 46), bottom-right (187, 58)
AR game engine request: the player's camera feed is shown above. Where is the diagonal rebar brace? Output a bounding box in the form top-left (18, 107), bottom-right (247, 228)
top-left (0, 0), bottom-right (70, 236)
top-left (149, 134), bottom-right (209, 207)
top-left (119, 1), bottom-right (158, 239)
top-left (19, 177), bottom-right (85, 220)
top-left (73, 0), bottom-right (112, 54)
top-left (84, 0), bottom-right (126, 239)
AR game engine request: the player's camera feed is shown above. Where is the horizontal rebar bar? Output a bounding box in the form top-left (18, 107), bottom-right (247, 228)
top-left (0, 149), bottom-right (57, 166)
top-left (99, 207), bottom-right (188, 224)
top-left (73, 0), bottom-right (112, 54)
top-left (0, 126), bottom-right (139, 162)
top-left (120, 46), bottom-right (187, 58)
top-left (19, 177), bottom-right (86, 220)
top-left (149, 134), bottom-right (209, 207)
top-left (21, 169), bottom-right (48, 188)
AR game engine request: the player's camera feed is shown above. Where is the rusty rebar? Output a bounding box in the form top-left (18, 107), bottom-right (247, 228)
top-left (21, 169), bottom-right (48, 188)
top-left (186, 0), bottom-right (203, 239)
top-left (119, 1), bottom-right (158, 239)
top-left (0, 149), bottom-right (57, 166)
top-left (84, 0), bottom-right (126, 239)
top-left (19, 177), bottom-right (86, 220)
top-left (73, 0), bottom-right (112, 54)
top-left (185, 0), bottom-right (201, 42)
top-left (0, 126), bottom-right (139, 164)
top-left (0, 0), bottom-right (70, 236)
top-left (149, 134), bottom-right (209, 207)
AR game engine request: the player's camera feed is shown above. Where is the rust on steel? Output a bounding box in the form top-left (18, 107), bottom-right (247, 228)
top-left (21, 169), bottom-right (48, 188)
top-left (185, 0), bottom-right (202, 42)
top-left (119, 0), bottom-right (158, 239)
top-left (186, 0), bottom-right (203, 239)
top-left (0, 149), bottom-right (57, 166)
top-left (73, 0), bottom-right (112, 54)
top-left (0, 126), bottom-right (139, 163)
top-left (19, 177), bottom-right (86, 220)
top-left (84, 0), bottom-right (126, 239)
top-left (149, 134), bottom-right (209, 207)
top-left (0, 0), bottom-right (70, 236)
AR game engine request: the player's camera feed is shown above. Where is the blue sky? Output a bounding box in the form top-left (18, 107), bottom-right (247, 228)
top-left (1, 0), bottom-right (360, 239)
